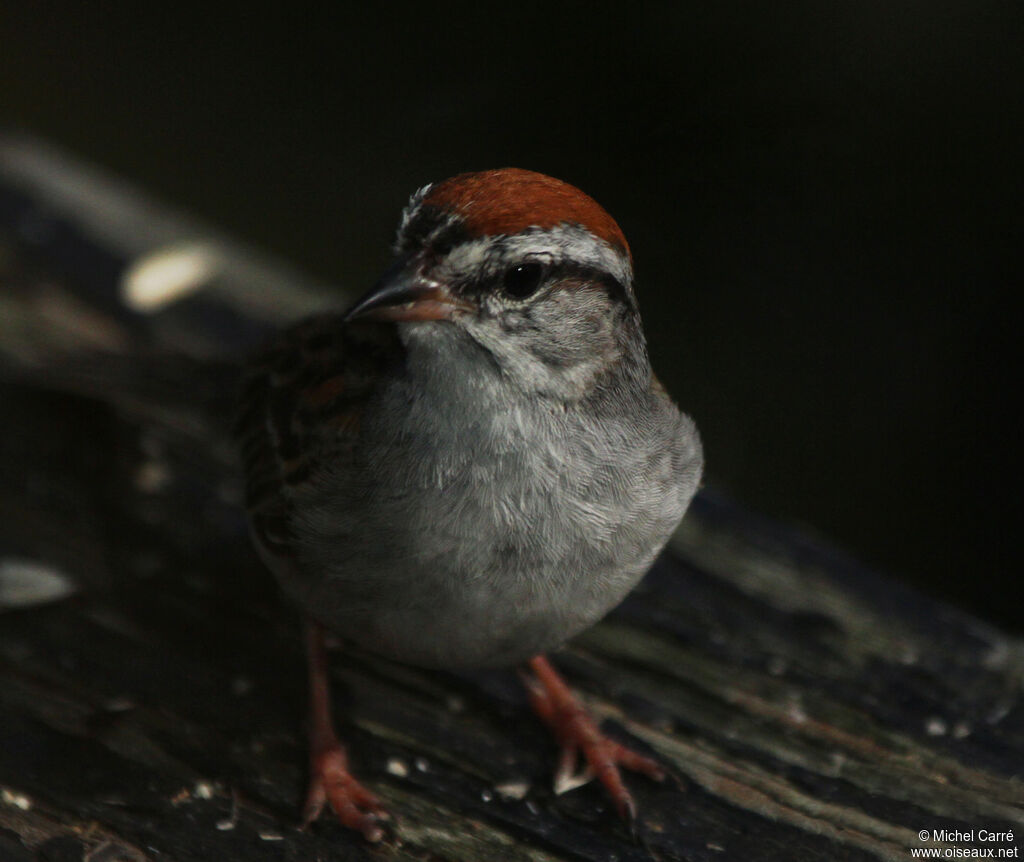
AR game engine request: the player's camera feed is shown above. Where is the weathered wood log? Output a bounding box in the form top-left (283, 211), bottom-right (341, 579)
top-left (1, 134), bottom-right (1022, 861)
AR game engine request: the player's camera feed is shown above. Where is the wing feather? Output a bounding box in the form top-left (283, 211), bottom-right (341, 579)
top-left (233, 315), bottom-right (401, 560)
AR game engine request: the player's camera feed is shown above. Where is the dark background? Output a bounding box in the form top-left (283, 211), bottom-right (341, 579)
top-left (1, 4), bottom-right (1019, 629)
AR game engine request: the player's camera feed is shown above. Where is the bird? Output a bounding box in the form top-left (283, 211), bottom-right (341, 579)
top-left (234, 168), bottom-right (703, 841)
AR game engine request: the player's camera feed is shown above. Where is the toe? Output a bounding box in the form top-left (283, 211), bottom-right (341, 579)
top-left (303, 744), bottom-right (390, 840)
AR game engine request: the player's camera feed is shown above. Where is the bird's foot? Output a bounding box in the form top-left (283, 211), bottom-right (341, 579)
top-left (302, 742), bottom-right (389, 842)
top-left (522, 655), bottom-right (665, 822)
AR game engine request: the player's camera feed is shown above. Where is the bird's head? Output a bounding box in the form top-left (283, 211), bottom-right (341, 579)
top-left (344, 168), bottom-right (646, 400)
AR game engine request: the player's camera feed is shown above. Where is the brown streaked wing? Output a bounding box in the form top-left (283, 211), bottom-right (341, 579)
top-left (233, 314), bottom-right (401, 559)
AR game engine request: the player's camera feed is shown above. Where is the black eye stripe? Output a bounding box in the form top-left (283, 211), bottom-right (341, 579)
top-left (415, 230), bottom-right (632, 308)
top-left (545, 262), bottom-right (631, 304)
top-left (473, 260), bottom-right (630, 304)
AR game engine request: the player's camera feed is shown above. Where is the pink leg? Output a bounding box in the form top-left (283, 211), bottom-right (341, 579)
top-left (522, 655), bottom-right (665, 821)
top-left (302, 621), bottom-right (388, 841)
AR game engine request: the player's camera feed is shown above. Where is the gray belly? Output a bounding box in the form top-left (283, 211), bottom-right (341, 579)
top-left (282, 398), bottom-right (698, 668)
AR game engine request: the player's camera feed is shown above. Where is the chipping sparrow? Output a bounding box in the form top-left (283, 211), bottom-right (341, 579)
top-left (235, 168), bottom-right (703, 840)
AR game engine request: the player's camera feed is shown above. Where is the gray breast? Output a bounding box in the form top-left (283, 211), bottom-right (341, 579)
top-left (285, 342), bottom-right (701, 668)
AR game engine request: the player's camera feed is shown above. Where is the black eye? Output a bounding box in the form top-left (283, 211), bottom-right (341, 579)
top-left (503, 262), bottom-right (545, 299)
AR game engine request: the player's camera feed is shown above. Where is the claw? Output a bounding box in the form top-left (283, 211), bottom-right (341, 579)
top-left (303, 744), bottom-right (387, 842)
top-left (523, 655), bottom-right (665, 824)
top-left (302, 621), bottom-right (392, 841)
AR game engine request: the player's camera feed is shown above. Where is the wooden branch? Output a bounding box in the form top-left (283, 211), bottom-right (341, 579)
top-left (2, 134), bottom-right (1022, 861)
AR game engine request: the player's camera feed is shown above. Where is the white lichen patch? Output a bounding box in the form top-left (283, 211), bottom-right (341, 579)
top-left (0, 558), bottom-right (76, 609)
top-left (494, 780), bottom-right (530, 800)
top-left (1, 787), bottom-right (32, 810)
top-left (122, 242), bottom-right (220, 312)
top-left (193, 781), bottom-right (215, 799)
